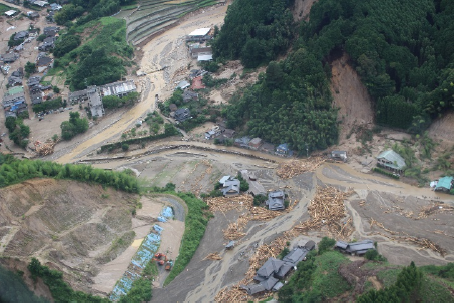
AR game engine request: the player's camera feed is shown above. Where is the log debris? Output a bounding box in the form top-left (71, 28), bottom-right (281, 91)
top-left (277, 157), bottom-right (326, 179)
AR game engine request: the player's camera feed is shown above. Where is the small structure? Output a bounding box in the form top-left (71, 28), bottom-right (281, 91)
top-left (335, 239), bottom-right (375, 255)
top-left (169, 104), bottom-right (177, 112)
top-left (435, 176), bottom-right (453, 192)
top-left (4, 10), bottom-right (17, 17)
top-left (225, 240), bottom-right (235, 250)
top-left (182, 90), bottom-right (198, 103)
top-left (331, 150), bottom-right (348, 162)
top-left (223, 129), bottom-right (236, 139)
top-left (49, 3), bottom-right (62, 10)
top-left (191, 76), bottom-right (205, 89)
top-left (242, 284), bottom-right (266, 296)
top-left (174, 108), bottom-right (191, 122)
top-left (241, 170), bottom-right (266, 196)
top-left (101, 79), bottom-right (136, 97)
top-left (27, 11), bottom-right (40, 19)
top-left (248, 137), bottom-right (263, 150)
top-left (377, 150), bottom-right (406, 173)
top-left (266, 190), bottom-right (285, 211)
top-left (276, 143), bottom-right (293, 156)
top-left (175, 80), bottom-right (190, 90)
top-left (204, 126), bottom-right (222, 140)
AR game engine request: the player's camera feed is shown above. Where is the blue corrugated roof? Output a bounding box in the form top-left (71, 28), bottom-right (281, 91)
top-left (436, 176), bottom-right (453, 190)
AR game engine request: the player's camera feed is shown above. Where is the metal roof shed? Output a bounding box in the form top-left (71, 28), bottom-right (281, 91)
top-left (435, 176), bottom-right (453, 191)
top-left (377, 150), bottom-right (406, 171)
top-left (188, 28), bottom-right (211, 36)
top-left (5, 10), bottom-right (16, 16)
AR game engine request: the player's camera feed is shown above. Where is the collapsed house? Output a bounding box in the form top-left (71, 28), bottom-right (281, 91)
top-left (335, 239), bottom-right (375, 255)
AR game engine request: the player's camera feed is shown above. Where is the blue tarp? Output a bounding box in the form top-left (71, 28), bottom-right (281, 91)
top-left (157, 216), bottom-right (167, 222)
top-left (110, 230), bottom-right (161, 301)
top-left (160, 206), bottom-right (174, 219)
top-left (154, 225), bottom-right (164, 234)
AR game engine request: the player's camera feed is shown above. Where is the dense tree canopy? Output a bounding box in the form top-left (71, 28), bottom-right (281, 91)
top-left (53, 34), bottom-right (81, 58)
top-left (212, 0), bottom-right (295, 68)
top-left (60, 112), bottom-right (89, 140)
top-left (302, 0), bottom-right (454, 130)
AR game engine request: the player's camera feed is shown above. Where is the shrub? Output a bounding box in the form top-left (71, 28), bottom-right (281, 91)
top-left (121, 143), bottom-right (129, 151)
top-left (318, 237), bottom-right (336, 255)
top-left (372, 167), bottom-right (400, 179)
top-left (253, 194), bottom-right (267, 206)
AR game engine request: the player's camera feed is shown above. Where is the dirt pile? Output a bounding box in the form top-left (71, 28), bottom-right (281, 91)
top-left (0, 179), bottom-right (139, 295)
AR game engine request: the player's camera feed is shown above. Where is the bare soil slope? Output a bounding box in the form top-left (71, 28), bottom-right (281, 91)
top-left (0, 179), bottom-right (139, 295)
top-left (293, 0), bottom-right (318, 21)
top-left (428, 111), bottom-right (454, 144)
top-left (331, 54), bottom-right (374, 141)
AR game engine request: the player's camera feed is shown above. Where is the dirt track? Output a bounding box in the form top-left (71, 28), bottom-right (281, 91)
top-left (53, 4), bottom-right (228, 164)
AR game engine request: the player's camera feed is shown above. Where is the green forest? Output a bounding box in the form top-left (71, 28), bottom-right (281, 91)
top-left (215, 0), bottom-right (454, 152)
top-left (51, 17), bottom-right (133, 91)
top-left (0, 153), bottom-right (139, 193)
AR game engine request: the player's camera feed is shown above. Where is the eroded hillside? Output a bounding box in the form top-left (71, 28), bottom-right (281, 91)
top-left (0, 179), bottom-right (139, 294)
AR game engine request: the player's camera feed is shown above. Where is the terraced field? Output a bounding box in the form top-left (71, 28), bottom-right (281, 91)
top-left (120, 0), bottom-right (219, 44)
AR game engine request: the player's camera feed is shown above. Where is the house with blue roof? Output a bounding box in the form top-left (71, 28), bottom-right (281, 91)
top-left (276, 143), bottom-right (293, 156)
top-left (435, 176), bottom-right (453, 192)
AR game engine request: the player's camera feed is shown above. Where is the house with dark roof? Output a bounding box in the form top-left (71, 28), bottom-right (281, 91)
top-left (27, 76), bottom-right (42, 88)
top-left (87, 86), bottom-right (104, 118)
top-left (36, 55), bottom-right (53, 72)
top-left (266, 190), bottom-right (285, 211)
top-left (335, 239), bottom-right (375, 255)
top-left (242, 284), bottom-right (266, 295)
top-left (27, 11), bottom-right (40, 19)
top-left (8, 75), bottom-right (22, 86)
top-left (221, 179), bottom-right (240, 197)
top-left (174, 108), bottom-right (191, 122)
top-left (43, 26), bottom-right (60, 37)
top-left (260, 142), bottom-right (276, 154)
top-left (38, 36), bottom-right (56, 51)
top-left (1, 53), bottom-right (19, 63)
top-left (377, 150), bottom-right (406, 173)
top-left (182, 90), bottom-right (198, 103)
top-left (30, 89), bottom-right (43, 105)
top-left (169, 104), bottom-right (177, 112)
top-left (14, 31), bottom-right (29, 41)
top-left (254, 258), bottom-right (285, 281)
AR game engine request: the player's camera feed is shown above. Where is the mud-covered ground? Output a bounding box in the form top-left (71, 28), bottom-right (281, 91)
top-left (94, 148), bottom-right (454, 302)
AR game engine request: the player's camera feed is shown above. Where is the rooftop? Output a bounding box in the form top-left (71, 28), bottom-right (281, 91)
top-left (377, 150), bottom-right (406, 170)
top-left (435, 176), bottom-right (453, 191)
top-left (188, 27), bottom-right (211, 36)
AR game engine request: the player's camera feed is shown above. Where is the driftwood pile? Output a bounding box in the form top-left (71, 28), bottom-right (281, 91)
top-left (293, 186), bottom-right (355, 240)
top-left (34, 139), bottom-right (57, 156)
top-left (417, 203), bottom-right (454, 219)
top-left (370, 218), bottom-right (446, 256)
top-left (208, 195), bottom-right (287, 240)
top-left (204, 252), bottom-right (222, 260)
top-left (215, 186), bottom-right (355, 301)
top-left (277, 157), bottom-right (326, 179)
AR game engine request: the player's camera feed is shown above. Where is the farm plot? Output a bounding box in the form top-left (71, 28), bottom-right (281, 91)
top-left (121, 0), bottom-right (218, 44)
